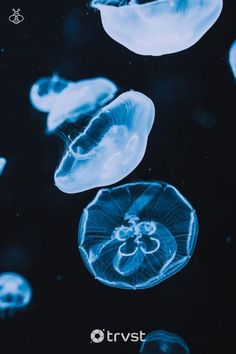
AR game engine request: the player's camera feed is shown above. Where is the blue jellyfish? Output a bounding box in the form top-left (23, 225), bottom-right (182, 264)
top-left (30, 75), bottom-right (117, 132)
top-left (47, 77), bottom-right (117, 131)
top-left (54, 91), bottom-right (155, 194)
top-left (0, 158), bottom-right (7, 176)
top-left (79, 181), bottom-right (198, 289)
top-left (0, 272), bottom-right (32, 314)
top-left (192, 110), bottom-right (216, 128)
top-left (91, 0), bottom-right (223, 56)
top-left (140, 330), bottom-right (190, 354)
top-left (29, 73), bottom-right (69, 113)
top-left (229, 40), bottom-right (236, 80)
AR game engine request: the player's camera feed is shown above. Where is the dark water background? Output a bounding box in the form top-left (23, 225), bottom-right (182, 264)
top-left (0, 1), bottom-right (235, 353)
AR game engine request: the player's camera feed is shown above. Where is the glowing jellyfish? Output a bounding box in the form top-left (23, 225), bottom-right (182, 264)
top-left (54, 91), bottom-right (155, 194)
top-left (30, 75), bottom-right (117, 132)
top-left (47, 77), bottom-right (117, 131)
top-left (91, 0), bottom-right (223, 56)
top-left (140, 330), bottom-right (190, 354)
top-left (0, 272), bottom-right (32, 314)
top-left (29, 73), bottom-right (69, 113)
top-left (0, 158), bottom-right (7, 176)
top-left (79, 181), bottom-right (198, 289)
top-left (229, 40), bottom-right (236, 80)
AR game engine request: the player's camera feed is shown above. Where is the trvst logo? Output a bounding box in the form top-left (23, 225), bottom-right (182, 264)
top-left (90, 329), bottom-right (146, 344)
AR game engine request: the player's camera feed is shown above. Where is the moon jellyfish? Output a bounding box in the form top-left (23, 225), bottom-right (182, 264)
top-left (91, 0), bottom-right (223, 56)
top-left (47, 77), bottom-right (117, 131)
top-left (0, 157), bottom-right (7, 176)
top-left (0, 272), bottom-right (32, 314)
top-left (140, 330), bottom-right (190, 354)
top-left (29, 73), bottom-right (69, 113)
top-left (54, 91), bottom-right (155, 194)
top-left (229, 40), bottom-right (236, 80)
top-left (30, 75), bottom-right (117, 132)
top-left (79, 181), bottom-right (198, 289)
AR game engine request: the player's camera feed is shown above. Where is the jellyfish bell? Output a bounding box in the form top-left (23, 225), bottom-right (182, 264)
top-left (29, 73), bottom-right (69, 113)
top-left (229, 40), bottom-right (236, 80)
top-left (0, 158), bottom-right (7, 176)
top-left (91, 0), bottom-right (223, 56)
top-left (54, 90), bottom-right (155, 194)
top-left (47, 77), bottom-right (118, 132)
top-left (78, 181), bottom-right (198, 290)
top-left (0, 272), bottom-right (32, 314)
top-left (140, 330), bottom-right (190, 354)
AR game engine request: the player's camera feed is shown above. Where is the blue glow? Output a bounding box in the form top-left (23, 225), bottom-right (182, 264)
top-left (79, 181), bottom-right (198, 289)
top-left (229, 40), bottom-right (236, 80)
top-left (91, 0), bottom-right (223, 56)
top-left (140, 330), bottom-right (190, 354)
top-left (47, 77), bottom-right (117, 131)
top-left (30, 75), bottom-right (117, 131)
top-left (29, 73), bottom-right (69, 113)
top-left (54, 91), bottom-right (155, 194)
top-left (0, 272), bottom-right (32, 313)
top-left (0, 158), bottom-right (7, 176)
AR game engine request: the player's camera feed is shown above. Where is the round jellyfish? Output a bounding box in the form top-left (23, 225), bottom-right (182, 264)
top-left (29, 73), bottom-right (69, 113)
top-left (140, 330), bottom-right (190, 354)
top-left (0, 272), bottom-right (32, 314)
top-left (47, 77), bottom-right (118, 132)
top-left (79, 181), bottom-right (198, 290)
top-left (229, 40), bottom-right (236, 80)
top-left (91, 0), bottom-right (223, 56)
top-left (54, 91), bottom-right (155, 194)
top-left (0, 157), bottom-right (7, 176)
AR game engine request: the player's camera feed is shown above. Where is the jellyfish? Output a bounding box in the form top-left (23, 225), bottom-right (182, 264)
top-left (192, 110), bottom-right (216, 128)
top-left (0, 158), bottom-right (7, 176)
top-left (47, 77), bottom-right (118, 131)
top-left (140, 330), bottom-right (190, 354)
top-left (91, 0), bottom-right (223, 56)
top-left (229, 40), bottom-right (236, 80)
top-left (0, 272), bottom-right (32, 314)
top-left (30, 75), bottom-right (118, 132)
top-left (29, 73), bottom-right (69, 113)
top-left (54, 91), bottom-right (155, 194)
top-left (78, 181), bottom-right (198, 289)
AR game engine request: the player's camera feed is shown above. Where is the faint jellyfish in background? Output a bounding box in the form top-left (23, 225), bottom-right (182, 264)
top-left (91, 0), bottom-right (223, 56)
top-left (192, 110), bottom-right (216, 128)
top-left (0, 272), bottom-right (32, 316)
top-left (54, 91), bottom-right (155, 194)
top-left (140, 330), bottom-right (190, 354)
top-left (30, 76), bottom-right (117, 132)
top-left (229, 40), bottom-right (236, 80)
top-left (0, 245), bottom-right (32, 272)
top-left (29, 73), bottom-right (69, 113)
top-left (79, 181), bottom-right (198, 289)
top-left (0, 158), bottom-right (7, 176)
top-left (63, 6), bottom-right (97, 50)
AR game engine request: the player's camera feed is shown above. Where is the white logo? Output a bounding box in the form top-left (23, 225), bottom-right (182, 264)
top-left (9, 8), bottom-right (24, 25)
top-left (90, 329), bottom-right (145, 344)
top-left (90, 329), bottom-right (105, 343)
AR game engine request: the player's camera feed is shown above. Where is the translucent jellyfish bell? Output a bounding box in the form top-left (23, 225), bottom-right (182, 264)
top-left (29, 73), bottom-right (69, 112)
top-left (91, 0), bottom-right (223, 56)
top-left (140, 330), bottom-right (190, 354)
top-left (229, 40), bottom-right (236, 80)
top-left (54, 91), bottom-right (155, 194)
top-left (0, 157), bottom-right (7, 176)
top-left (0, 272), bottom-right (32, 313)
top-left (79, 181), bottom-right (198, 290)
top-left (47, 77), bottom-right (118, 131)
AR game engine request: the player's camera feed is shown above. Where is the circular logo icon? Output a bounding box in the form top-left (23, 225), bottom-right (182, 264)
top-left (90, 329), bottom-right (105, 343)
